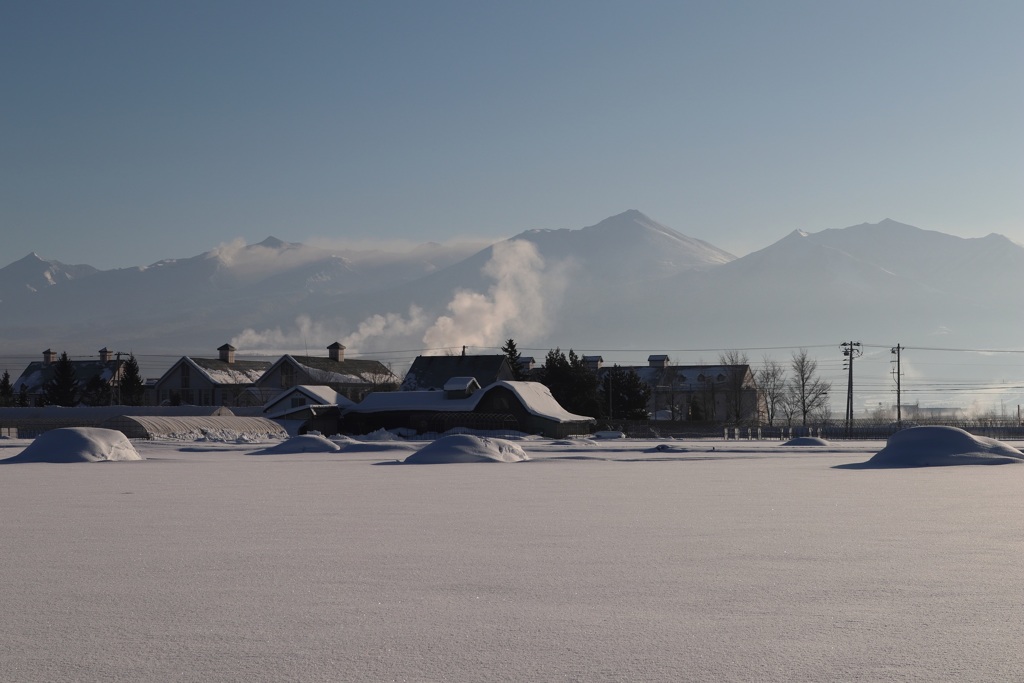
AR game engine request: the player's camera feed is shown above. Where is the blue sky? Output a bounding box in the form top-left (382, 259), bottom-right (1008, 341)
top-left (3, 1), bottom-right (1021, 269)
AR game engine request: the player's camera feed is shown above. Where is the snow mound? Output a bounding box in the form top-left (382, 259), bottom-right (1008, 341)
top-left (3, 428), bottom-right (143, 463)
top-left (403, 434), bottom-right (529, 464)
top-left (361, 428), bottom-right (405, 441)
top-left (854, 426), bottom-right (1024, 468)
top-left (552, 438), bottom-right (598, 446)
top-left (251, 434), bottom-right (342, 454)
top-left (782, 437), bottom-right (830, 446)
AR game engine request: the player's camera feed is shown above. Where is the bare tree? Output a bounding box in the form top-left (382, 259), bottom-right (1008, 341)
top-left (779, 390), bottom-right (799, 427)
top-left (788, 348), bottom-right (831, 426)
top-left (718, 350), bottom-right (750, 425)
top-left (756, 355), bottom-right (786, 427)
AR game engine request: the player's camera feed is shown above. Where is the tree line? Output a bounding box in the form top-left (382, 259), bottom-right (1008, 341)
top-left (502, 339), bottom-right (832, 426)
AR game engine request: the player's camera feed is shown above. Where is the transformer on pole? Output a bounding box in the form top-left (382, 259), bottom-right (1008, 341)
top-left (841, 341), bottom-right (862, 435)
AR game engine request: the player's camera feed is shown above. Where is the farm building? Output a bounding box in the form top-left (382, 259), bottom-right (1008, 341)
top-left (0, 405), bottom-right (234, 439)
top-left (341, 380), bottom-right (596, 438)
top-left (12, 348), bottom-right (127, 407)
top-left (153, 344), bottom-right (271, 407)
top-left (100, 415), bottom-right (287, 440)
top-left (250, 343), bottom-right (397, 404)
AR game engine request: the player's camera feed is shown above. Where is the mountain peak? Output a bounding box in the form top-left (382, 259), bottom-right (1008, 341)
top-left (257, 236), bottom-right (288, 249)
top-left (16, 252), bottom-right (48, 265)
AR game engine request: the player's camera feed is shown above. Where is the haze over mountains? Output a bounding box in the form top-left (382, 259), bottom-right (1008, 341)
top-left (2, 210), bottom-right (1021, 377)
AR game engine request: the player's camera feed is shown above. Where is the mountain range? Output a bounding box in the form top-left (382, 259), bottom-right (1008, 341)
top-left (2, 211), bottom-right (1022, 387)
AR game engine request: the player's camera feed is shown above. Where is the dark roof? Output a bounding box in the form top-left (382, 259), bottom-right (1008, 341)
top-left (401, 355), bottom-right (514, 391)
top-left (12, 359), bottom-right (123, 394)
top-left (596, 364), bottom-right (756, 388)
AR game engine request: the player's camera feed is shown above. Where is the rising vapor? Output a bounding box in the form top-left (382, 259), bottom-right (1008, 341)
top-left (231, 239), bottom-right (568, 357)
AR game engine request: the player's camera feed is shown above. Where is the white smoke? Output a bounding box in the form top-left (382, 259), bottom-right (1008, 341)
top-left (231, 239), bottom-right (567, 357)
top-left (422, 239), bottom-right (566, 352)
top-left (340, 306), bottom-right (431, 351)
top-left (231, 314), bottom-right (352, 356)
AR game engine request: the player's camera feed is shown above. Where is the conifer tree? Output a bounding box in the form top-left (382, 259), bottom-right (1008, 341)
top-left (43, 351), bottom-right (79, 407)
top-left (538, 348), bottom-right (601, 417)
top-left (0, 370), bottom-right (13, 407)
top-left (80, 375), bottom-right (111, 406)
top-left (119, 354), bottom-right (145, 406)
top-left (17, 383), bottom-right (30, 408)
top-left (501, 338), bottom-right (529, 381)
top-left (599, 365), bottom-right (652, 420)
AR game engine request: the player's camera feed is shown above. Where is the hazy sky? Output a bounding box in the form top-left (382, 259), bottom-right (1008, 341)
top-left (3, 1), bottom-right (1021, 269)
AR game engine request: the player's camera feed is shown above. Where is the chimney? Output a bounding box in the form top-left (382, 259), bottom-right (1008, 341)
top-left (218, 343), bottom-right (236, 364)
top-left (328, 342), bottom-right (345, 362)
top-left (583, 355), bottom-right (604, 371)
top-left (648, 354), bottom-right (670, 369)
top-left (43, 349), bottom-right (55, 365)
top-left (99, 347), bottom-right (112, 363)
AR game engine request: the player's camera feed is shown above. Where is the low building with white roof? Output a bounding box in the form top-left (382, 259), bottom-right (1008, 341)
top-left (341, 380), bottom-right (596, 438)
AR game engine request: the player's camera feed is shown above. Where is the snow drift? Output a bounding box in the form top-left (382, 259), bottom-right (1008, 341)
top-left (251, 434), bottom-right (342, 454)
top-left (2, 427), bottom-right (144, 463)
top-left (782, 437), bottom-right (830, 447)
top-left (403, 434), bottom-right (529, 464)
top-left (847, 426), bottom-right (1024, 468)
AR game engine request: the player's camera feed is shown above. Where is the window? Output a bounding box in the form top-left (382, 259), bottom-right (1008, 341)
top-left (281, 364), bottom-right (295, 388)
top-left (290, 397), bottom-right (306, 408)
top-left (180, 365), bottom-right (190, 389)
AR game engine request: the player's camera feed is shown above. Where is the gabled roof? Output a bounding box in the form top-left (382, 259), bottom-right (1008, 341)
top-left (401, 355), bottom-right (514, 391)
top-left (262, 385), bottom-right (354, 416)
top-left (257, 355), bottom-right (394, 386)
top-left (443, 377), bottom-right (480, 392)
top-left (12, 359), bottom-right (123, 394)
top-left (183, 357), bottom-right (271, 385)
top-left (345, 380), bottom-right (595, 424)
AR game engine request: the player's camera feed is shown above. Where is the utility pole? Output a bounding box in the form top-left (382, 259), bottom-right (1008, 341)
top-left (890, 344), bottom-right (902, 427)
top-left (115, 351), bottom-right (122, 406)
top-left (841, 341), bottom-right (862, 435)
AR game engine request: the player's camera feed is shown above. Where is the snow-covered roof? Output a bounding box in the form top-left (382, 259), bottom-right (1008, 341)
top-left (261, 385), bottom-right (354, 418)
top-left (101, 415), bottom-right (287, 441)
top-left (443, 376), bottom-right (479, 392)
top-left (12, 359), bottom-right (122, 394)
top-left (293, 361), bottom-right (366, 385)
top-left (256, 355), bottom-right (394, 387)
top-left (345, 380), bottom-right (594, 424)
top-left (190, 357), bottom-right (271, 385)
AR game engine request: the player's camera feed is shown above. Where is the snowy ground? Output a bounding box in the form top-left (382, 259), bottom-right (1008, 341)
top-left (2, 435), bottom-right (1023, 682)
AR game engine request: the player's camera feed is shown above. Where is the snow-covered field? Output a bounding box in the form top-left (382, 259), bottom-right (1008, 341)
top-left (2, 433), bottom-right (1023, 682)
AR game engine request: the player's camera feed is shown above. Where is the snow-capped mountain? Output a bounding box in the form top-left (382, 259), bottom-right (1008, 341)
top-left (0, 253), bottom-right (99, 301)
top-left (1, 213), bottom-right (1022, 372)
top-left (337, 209), bottom-right (735, 321)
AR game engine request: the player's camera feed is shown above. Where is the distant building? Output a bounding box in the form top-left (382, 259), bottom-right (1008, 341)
top-left (12, 348), bottom-right (127, 406)
top-left (153, 344), bottom-right (271, 407)
top-left (595, 355), bottom-right (764, 424)
top-left (251, 343), bottom-right (397, 403)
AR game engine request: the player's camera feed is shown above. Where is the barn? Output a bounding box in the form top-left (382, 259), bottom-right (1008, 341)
top-left (341, 380), bottom-right (596, 438)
